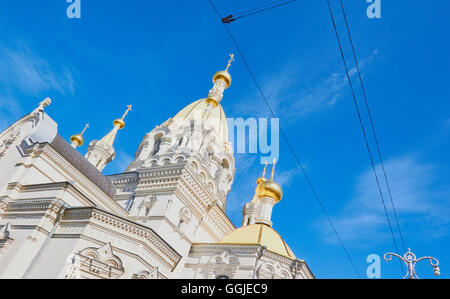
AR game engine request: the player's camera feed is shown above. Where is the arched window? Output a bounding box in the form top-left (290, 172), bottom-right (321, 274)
top-left (152, 135), bottom-right (162, 155)
top-left (216, 275), bottom-right (230, 279)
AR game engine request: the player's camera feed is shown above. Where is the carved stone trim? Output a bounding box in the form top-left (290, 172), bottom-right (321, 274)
top-left (62, 207), bottom-right (182, 269)
top-left (28, 143), bottom-right (126, 216)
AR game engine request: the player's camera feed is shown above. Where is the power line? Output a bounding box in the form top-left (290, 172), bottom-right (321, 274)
top-left (325, 0), bottom-right (405, 275)
top-left (208, 0), bottom-right (362, 279)
top-left (222, 0), bottom-right (296, 23)
top-left (337, 0), bottom-right (407, 253)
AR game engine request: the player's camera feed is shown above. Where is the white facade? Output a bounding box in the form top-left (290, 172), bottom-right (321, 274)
top-left (0, 65), bottom-right (314, 279)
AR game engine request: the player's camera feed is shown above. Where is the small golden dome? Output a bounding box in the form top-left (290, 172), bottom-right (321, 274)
top-left (113, 118), bottom-right (125, 129)
top-left (213, 70), bottom-right (232, 88)
top-left (256, 180), bottom-right (283, 203)
top-left (70, 134), bottom-right (84, 147)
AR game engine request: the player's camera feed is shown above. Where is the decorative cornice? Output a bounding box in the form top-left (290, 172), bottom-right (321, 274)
top-left (4, 181), bottom-right (97, 207)
top-left (190, 243), bottom-right (298, 267)
top-left (62, 207), bottom-right (182, 269)
top-left (27, 143), bottom-right (126, 217)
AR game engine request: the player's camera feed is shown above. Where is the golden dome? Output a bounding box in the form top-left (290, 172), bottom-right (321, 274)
top-left (256, 180), bottom-right (283, 203)
top-left (219, 224), bottom-right (296, 259)
top-left (113, 118), bottom-right (125, 129)
top-left (212, 53), bottom-right (234, 88)
top-left (70, 123), bottom-right (89, 148)
top-left (213, 70), bottom-right (232, 88)
top-left (173, 99), bottom-right (229, 145)
top-left (70, 134), bottom-right (84, 147)
top-left (113, 104), bottom-right (132, 129)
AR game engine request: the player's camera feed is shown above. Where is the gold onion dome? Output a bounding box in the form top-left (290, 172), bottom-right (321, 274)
top-left (70, 123), bottom-right (89, 147)
top-left (113, 105), bottom-right (132, 129)
top-left (70, 134), bottom-right (84, 147)
top-left (113, 118), bottom-right (125, 129)
top-left (255, 160), bottom-right (283, 203)
top-left (213, 53), bottom-right (234, 88)
top-left (257, 180), bottom-right (283, 203)
top-left (173, 55), bottom-right (235, 145)
top-left (205, 55), bottom-right (234, 108)
top-left (212, 70), bottom-right (232, 88)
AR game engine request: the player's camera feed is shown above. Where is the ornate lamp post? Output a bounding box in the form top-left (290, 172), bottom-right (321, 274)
top-left (384, 248), bottom-right (440, 279)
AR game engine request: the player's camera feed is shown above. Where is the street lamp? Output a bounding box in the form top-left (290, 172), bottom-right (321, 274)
top-left (384, 248), bottom-right (440, 279)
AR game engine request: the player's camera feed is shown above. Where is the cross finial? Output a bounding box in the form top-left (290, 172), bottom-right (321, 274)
top-left (270, 159), bottom-right (277, 181)
top-left (225, 54), bottom-right (235, 72)
top-left (121, 105), bottom-right (133, 120)
top-left (80, 123), bottom-right (89, 136)
top-left (262, 161), bottom-right (268, 178)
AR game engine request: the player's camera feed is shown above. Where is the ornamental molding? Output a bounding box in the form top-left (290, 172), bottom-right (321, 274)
top-left (26, 143), bottom-right (126, 217)
top-left (109, 164), bottom-right (235, 239)
top-left (66, 243), bottom-right (124, 279)
top-left (128, 215), bottom-right (193, 246)
top-left (62, 207), bottom-right (181, 269)
top-left (4, 181), bottom-right (97, 208)
top-left (132, 268), bottom-right (164, 279)
top-left (189, 243), bottom-right (297, 267)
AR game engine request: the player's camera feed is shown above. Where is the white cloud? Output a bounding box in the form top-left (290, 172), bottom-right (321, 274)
top-left (320, 154), bottom-right (450, 248)
top-left (0, 41), bottom-right (77, 131)
top-left (232, 49), bottom-right (379, 122)
top-left (0, 42), bottom-right (75, 95)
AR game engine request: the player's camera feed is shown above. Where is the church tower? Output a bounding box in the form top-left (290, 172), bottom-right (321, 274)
top-left (85, 105), bottom-right (132, 171)
top-left (109, 56), bottom-right (237, 256)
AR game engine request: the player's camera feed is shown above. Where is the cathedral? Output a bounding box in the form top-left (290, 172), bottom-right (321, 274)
top-left (0, 57), bottom-right (314, 279)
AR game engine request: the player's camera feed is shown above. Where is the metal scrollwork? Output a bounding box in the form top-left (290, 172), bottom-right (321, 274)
top-left (384, 248), bottom-right (440, 279)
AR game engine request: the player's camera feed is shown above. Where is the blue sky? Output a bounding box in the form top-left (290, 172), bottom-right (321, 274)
top-left (0, 1), bottom-right (449, 279)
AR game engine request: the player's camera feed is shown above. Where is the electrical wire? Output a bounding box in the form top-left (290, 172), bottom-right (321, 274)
top-left (222, 0), bottom-right (296, 23)
top-left (325, 0), bottom-right (405, 275)
top-left (338, 0), bottom-right (407, 253)
top-left (208, 0), bottom-right (362, 279)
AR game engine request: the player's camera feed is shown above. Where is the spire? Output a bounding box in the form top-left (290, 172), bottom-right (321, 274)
top-left (85, 105), bottom-right (132, 172)
top-left (204, 54), bottom-right (234, 111)
top-left (100, 105), bottom-right (132, 146)
top-left (70, 123), bottom-right (89, 148)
